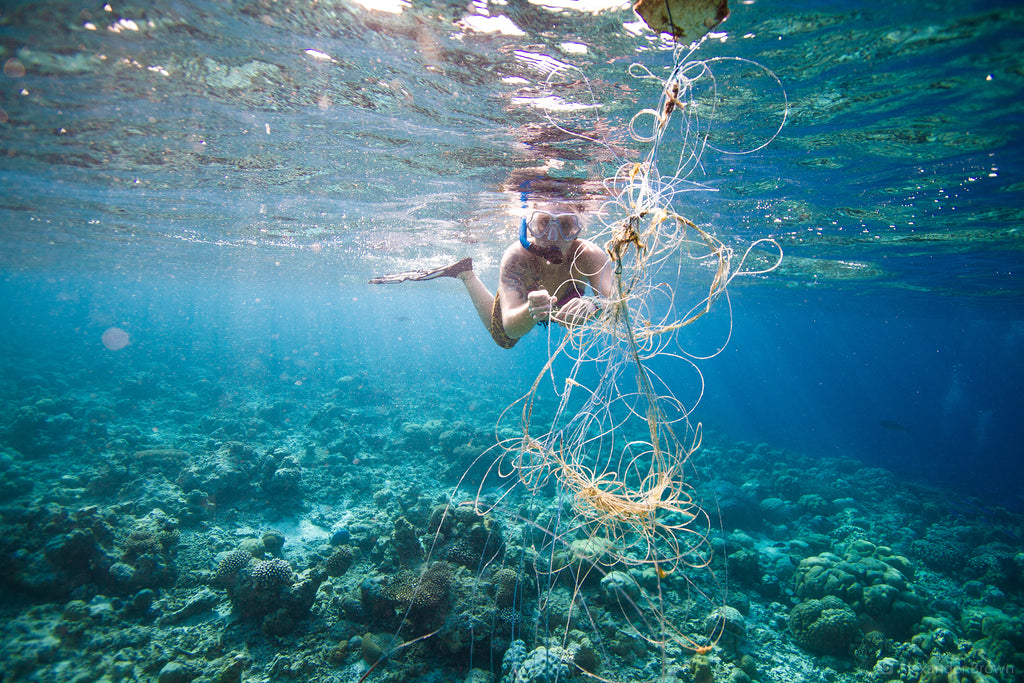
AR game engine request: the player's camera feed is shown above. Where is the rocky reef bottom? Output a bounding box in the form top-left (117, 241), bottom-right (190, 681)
top-left (1, 367), bottom-right (1022, 683)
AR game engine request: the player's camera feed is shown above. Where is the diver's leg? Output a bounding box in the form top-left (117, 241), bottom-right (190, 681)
top-left (458, 270), bottom-right (519, 349)
top-left (457, 271), bottom-right (495, 330)
top-left (458, 271), bottom-right (495, 329)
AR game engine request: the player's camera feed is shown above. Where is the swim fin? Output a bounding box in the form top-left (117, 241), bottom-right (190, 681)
top-left (368, 257), bottom-right (473, 284)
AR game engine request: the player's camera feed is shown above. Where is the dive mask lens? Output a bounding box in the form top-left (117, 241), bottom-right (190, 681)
top-left (529, 212), bottom-right (551, 239)
top-left (557, 214), bottom-right (581, 240)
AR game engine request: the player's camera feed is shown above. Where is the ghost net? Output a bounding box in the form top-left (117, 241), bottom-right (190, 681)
top-left (410, 31), bottom-right (787, 683)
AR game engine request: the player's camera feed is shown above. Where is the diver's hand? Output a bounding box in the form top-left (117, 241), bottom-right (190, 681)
top-left (553, 297), bottom-right (599, 327)
top-left (527, 289), bottom-right (553, 322)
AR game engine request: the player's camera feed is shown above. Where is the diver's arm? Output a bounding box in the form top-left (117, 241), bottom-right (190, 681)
top-left (502, 290), bottom-right (546, 339)
top-left (582, 239), bottom-right (615, 300)
top-left (550, 241), bottom-right (614, 326)
top-left (551, 296), bottom-right (597, 326)
top-left (498, 249), bottom-right (548, 338)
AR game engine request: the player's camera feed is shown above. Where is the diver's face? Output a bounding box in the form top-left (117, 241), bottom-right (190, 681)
top-left (528, 203), bottom-right (583, 253)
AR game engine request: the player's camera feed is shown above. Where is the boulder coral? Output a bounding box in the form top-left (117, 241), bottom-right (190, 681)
top-left (794, 540), bottom-right (922, 639)
top-left (599, 571), bottom-right (641, 607)
top-left (5, 402), bottom-right (79, 458)
top-left (258, 448), bottom-right (304, 502)
top-left (728, 547), bottom-right (762, 586)
top-left (970, 611), bottom-right (1024, 676)
top-left (789, 595), bottom-right (862, 655)
top-left (200, 441), bottom-right (256, 503)
top-left (400, 419), bottom-right (444, 452)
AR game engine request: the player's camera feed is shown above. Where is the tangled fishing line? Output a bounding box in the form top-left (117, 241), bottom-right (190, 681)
top-left (373, 34), bottom-right (790, 683)
top-left (479, 38), bottom-right (785, 671)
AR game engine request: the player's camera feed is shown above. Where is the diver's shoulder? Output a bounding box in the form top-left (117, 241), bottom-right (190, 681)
top-left (574, 238), bottom-right (610, 261)
top-left (501, 241), bottom-right (531, 264)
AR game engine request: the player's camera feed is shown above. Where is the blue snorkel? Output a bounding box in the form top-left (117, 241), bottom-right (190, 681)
top-left (518, 186), bottom-right (564, 264)
top-left (516, 214), bottom-right (532, 253)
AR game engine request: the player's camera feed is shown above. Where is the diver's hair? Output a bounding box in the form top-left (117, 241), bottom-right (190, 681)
top-left (502, 171), bottom-right (606, 212)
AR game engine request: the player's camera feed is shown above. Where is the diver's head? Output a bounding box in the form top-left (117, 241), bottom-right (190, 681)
top-left (520, 201), bottom-right (584, 264)
top-left (507, 172), bottom-right (598, 263)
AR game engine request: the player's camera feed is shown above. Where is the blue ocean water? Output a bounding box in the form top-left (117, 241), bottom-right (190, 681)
top-left (2, 0), bottom-right (1024, 680)
top-left (3, 0), bottom-right (1021, 502)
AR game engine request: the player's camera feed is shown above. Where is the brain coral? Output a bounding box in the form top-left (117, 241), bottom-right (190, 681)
top-left (789, 595), bottom-right (862, 655)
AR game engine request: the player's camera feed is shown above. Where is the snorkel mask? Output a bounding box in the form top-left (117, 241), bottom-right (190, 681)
top-left (518, 190), bottom-right (579, 264)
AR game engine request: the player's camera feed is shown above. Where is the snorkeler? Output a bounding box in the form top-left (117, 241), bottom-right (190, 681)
top-left (369, 199), bottom-right (614, 349)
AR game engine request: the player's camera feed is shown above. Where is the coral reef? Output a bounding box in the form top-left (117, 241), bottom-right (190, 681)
top-left (0, 325), bottom-right (1020, 683)
top-left (0, 503), bottom-right (182, 601)
top-left (5, 401), bottom-right (80, 458)
top-left (789, 595), bottom-right (862, 655)
top-left (324, 545), bottom-right (355, 577)
top-left (117, 508), bottom-right (179, 589)
top-left (218, 554), bottom-right (324, 635)
top-left (967, 609), bottom-right (1024, 677)
top-left (793, 540), bottom-right (922, 639)
top-left (428, 503), bottom-right (506, 569)
top-left (500, 640), bottom-right (574, 683)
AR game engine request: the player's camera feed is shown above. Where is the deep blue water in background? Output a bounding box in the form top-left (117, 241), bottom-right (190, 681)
top-left (694, 288), bottom-right (1024, 503)
top-left (3, 262), bottom-right (1021, 507)
top-left (2, 0), bottom-right (1023, 509)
